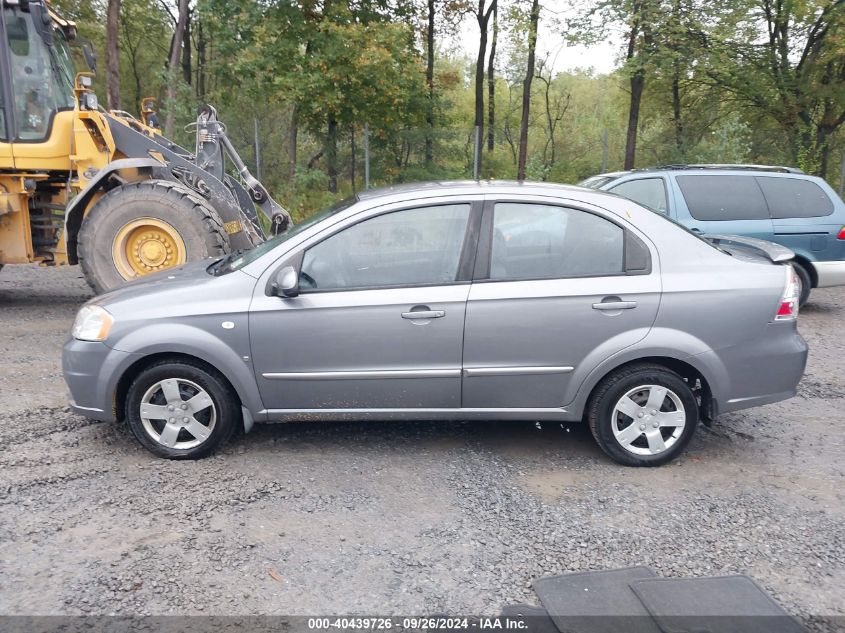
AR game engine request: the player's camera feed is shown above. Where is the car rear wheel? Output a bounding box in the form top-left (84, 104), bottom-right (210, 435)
top-left (790, 262), bottom-right (811, 307)
top-left (588, 364), bottom-right (698, 467)
top-left (125, 361), bottom-right (239, 459)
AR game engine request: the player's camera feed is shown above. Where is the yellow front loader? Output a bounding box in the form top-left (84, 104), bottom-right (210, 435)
top-left (0, 0), bottom-right (290, 293)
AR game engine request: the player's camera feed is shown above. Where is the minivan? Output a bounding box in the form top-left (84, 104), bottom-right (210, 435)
top-left (580, 165), bottom-right (845, 305)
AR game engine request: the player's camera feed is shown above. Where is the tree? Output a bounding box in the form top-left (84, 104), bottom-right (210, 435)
top-left (474, 0), bottom-right (497, 174)
top-left (164, 0), bottom-right (190, 137)
top-left (426, 0), bottom-right (436, 164)
top-left (106, 0), bottom-right (121, 110)
top-left (487, 2), bottom-right (498, 151)
top-left (119, 0), bottom-right (171, 111)
top-left (707, 0), bottom-right (845, 176)
top-left (517, 0), bottom-right (539, 179)
top-left (535, 58), bottom-right (570, 177)
top-left (621, 0), bottom-right (652, 169)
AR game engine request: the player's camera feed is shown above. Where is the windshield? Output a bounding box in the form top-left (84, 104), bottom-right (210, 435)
top-left (4, 8), bottom-right (75, 140)
top-left (212, 196), bottom-right (359, 275)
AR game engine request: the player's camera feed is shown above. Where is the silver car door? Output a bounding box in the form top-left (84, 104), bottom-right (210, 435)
top-left (250, 201), bottom-right (481, 411)
top-left (461, 196), bottom-right (661, 409)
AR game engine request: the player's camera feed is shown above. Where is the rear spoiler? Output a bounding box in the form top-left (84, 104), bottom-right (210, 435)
top-left (703, 234), bottom-right (794, 263)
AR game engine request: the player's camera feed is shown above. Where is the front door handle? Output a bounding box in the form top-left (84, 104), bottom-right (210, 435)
top-left (402, 309), bottom-right (445, 319)
top-left (592, 299), bottom-right (637, 311)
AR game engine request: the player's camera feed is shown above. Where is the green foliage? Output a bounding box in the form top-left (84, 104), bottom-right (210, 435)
top-left (57, 0), bottom-right (845, 217)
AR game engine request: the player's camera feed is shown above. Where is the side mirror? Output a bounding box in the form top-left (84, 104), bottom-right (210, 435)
top-left (271, 265), bottom-right (299, 298)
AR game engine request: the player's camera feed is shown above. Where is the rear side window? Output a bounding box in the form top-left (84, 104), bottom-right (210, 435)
top-left (755, 177), bottom-right (834, 218)
top-left (608, 178), bottom-right (669, 215)
top-left (676, 175), bottom-right (768, 221)
top-left (489, 203), bottom-right (624, 279)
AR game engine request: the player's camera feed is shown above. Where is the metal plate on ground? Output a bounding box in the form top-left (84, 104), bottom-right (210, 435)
top-left (630, 575), bottom-right (805, 633)
top-left (533, 567), bottom-right (661, 633)
top-left (500, 604), bottom-right (559, 633)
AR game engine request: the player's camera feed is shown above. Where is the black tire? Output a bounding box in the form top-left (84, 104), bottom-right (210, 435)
top-left (78, 179), bottom-right (229, 294)
top-left (125, 360), bottom-right (240, 459)
top-left (587, 363), bottom-right (699, 467)
top-left (791, 262), bottom-right (812, 307)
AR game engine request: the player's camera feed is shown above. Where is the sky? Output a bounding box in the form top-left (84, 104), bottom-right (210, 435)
top-left (450, 0), bottom-right (622, 76)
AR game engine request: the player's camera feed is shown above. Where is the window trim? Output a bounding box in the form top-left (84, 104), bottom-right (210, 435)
top-left (607, 176), bottom-right (670, 216)
top-left (280, 200), bottom-right (483, 295)
top-left (0, 9), bottom-right (17, 142)
top-left (472, 198), bottom-right (651, 284)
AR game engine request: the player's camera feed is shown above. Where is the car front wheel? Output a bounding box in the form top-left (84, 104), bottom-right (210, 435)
top-left (588, 364), bottom-right (699, 466)
top-left (125, 360), bottom-right (239, 459)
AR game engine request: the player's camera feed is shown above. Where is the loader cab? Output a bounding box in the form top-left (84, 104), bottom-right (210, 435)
top-left (0, 1), bottom-right (75, 147)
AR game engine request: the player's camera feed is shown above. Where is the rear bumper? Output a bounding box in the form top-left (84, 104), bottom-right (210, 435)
top-left (701, 323), bottom-right (808, 416)
top-left (812, 260), bottom-right (845, 288)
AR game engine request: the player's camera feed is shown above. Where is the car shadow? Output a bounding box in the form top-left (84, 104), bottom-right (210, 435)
top-left (229, 416), bottom-right (605, 462)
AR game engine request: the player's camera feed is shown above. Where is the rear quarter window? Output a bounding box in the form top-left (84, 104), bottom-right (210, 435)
top-left (676, 175), bottom-right (768, 221)
top-left (608, 178), bottom-right (669, 215)
top-left (755, 177), bottom-right (834, 218)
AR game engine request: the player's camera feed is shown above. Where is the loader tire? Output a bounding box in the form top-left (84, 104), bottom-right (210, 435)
top-left (78, 180), bottom-right (230, 294)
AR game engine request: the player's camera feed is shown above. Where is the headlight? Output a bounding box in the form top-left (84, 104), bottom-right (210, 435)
top-left (72, 305), bottom-right (114, 341)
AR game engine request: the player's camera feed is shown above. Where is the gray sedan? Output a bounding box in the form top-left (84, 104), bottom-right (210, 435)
top-left (63, 181), bottom-right (807, 466)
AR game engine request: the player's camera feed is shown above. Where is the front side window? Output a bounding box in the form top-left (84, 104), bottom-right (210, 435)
top-left (300, 204), bottom-right (471, 291)
top-left (676, 175), bottom-right (768, 221)
top-left (489, 203), bottom-right (624, 280)
top-left (4, 8), bottom-right (75, 140)
top-left (609, 178), bottom-right (669, 215)
top-left (755, 177), bottom-right (834, 218)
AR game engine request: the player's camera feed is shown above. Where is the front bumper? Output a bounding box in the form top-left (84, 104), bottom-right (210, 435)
top-left (812, 260), bottom-right (845, 288)
top-left (62, 338), bottom-right (136, 422)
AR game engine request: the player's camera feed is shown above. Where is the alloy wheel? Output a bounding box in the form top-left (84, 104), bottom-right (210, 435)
top-left (139, 378), bottom-right (217, 450)
top-left (611, 384), bottom-right (686, 456)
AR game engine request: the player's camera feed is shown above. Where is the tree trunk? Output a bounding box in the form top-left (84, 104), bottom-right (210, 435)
top-left (487, 3), bottom-right (497, 152)
top-left (326, 118), bottom-right (338, 193)
top-left (474, 0), bottom-right (495, 176)
top-left (105, 0), bottom-right (121, 111)
top-left (289, 105), bottom-right (298, 183)
top-left (351, 126), bottom-right (357, 193)
top-left (517, 0), bottom-right (539, 180)
top-left (624, 70), bottom-right (644, 170)
top-left (425, 0), bottom-right (435, 165)
top-left (182, 7), bottom-right (192, 85)
top-left (623, 11), bottom-right (643, 171)
top-left (164, 0), bottom-right (190, 137)
top-left (196, 20), bottom-right (206, 98)
top-left (671, 75), bottom-right (683, 155)
top-left (815, 125), bottom-right (831, 178)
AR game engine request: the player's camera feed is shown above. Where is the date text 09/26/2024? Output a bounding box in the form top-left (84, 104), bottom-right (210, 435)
top-left (307, 617), bottom-right (528, 630)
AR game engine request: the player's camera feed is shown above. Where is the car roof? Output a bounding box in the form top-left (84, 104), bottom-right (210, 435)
top-left (589, 164), bottom-right (805, 180)
top-left (355, 180), bottom-right (589, 202)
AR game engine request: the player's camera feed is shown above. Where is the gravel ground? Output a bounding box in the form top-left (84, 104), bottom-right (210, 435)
top-left (0, 264), bottom-right (843, 624)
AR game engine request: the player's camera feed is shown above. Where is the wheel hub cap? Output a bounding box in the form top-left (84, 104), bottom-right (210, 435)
top-left (611, 384), bottom-right (686, 456)
top-left (113, 218), bottom-right (187, 280)
top-left (139, 378), bottom-right (216, 450)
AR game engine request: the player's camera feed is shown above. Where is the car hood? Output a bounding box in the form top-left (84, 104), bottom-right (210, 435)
top-left (91, 259), bottom-right (255, 320)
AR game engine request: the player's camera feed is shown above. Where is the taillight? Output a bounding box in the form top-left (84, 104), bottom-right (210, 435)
top-left (837, 226), bottom-right (845, 240)
top-left (775, 266), bottom-right (800, 321)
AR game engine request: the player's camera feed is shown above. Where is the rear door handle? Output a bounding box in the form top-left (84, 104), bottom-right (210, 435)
top-left (402, 310), bottom-right (445, 319)
top-left (592, 300), bottom-right (637, 311)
